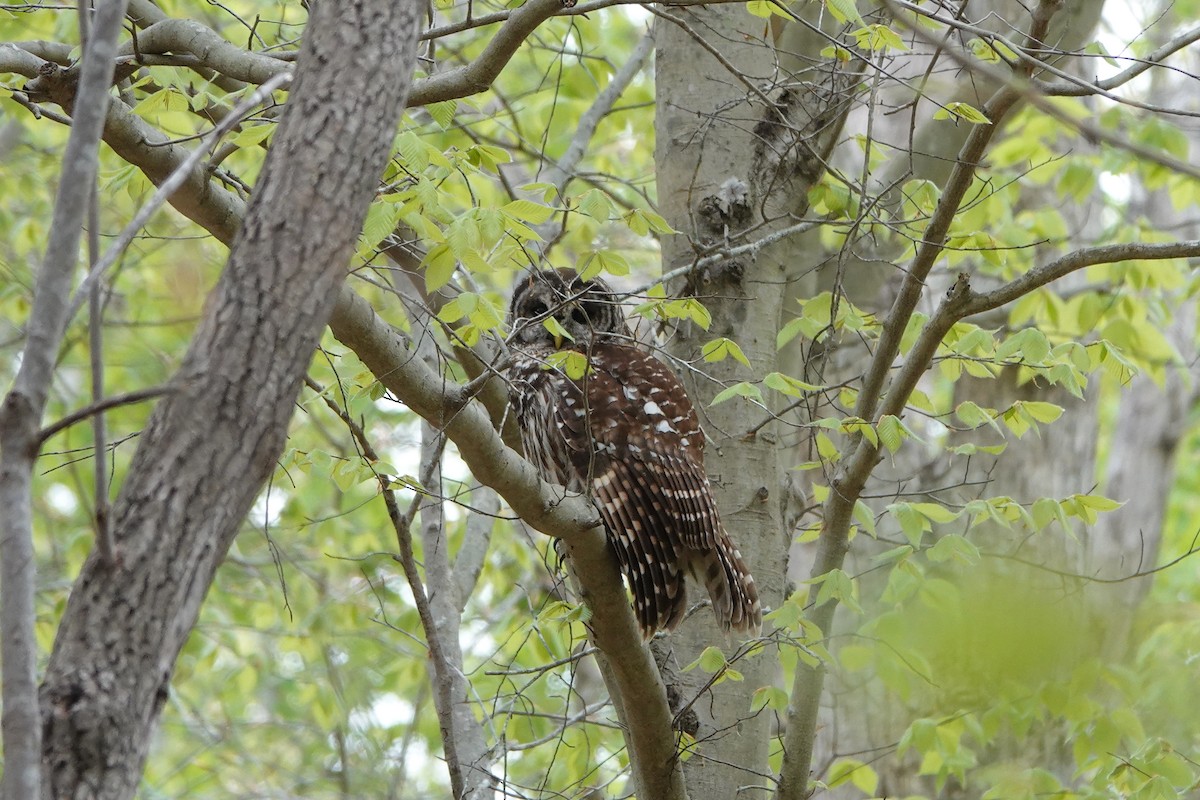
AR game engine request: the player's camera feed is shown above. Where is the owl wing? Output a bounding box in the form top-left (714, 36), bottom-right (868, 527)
top-left (512, 342), bottom-right (760, 636)
top-left (569, 344), bottom-right (728, 633)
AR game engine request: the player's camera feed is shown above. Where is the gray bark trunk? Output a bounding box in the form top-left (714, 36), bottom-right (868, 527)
top-left (654, 5), bottom-right (850, 795)
top-left (37, 3), bottom-right (420, 797)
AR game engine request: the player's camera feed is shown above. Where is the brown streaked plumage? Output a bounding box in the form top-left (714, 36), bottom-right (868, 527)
top-left (507, 268), bottom-right (761, 638)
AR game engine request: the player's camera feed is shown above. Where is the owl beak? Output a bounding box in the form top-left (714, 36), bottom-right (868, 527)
top-left (552, 332), bottom-right (564, 349)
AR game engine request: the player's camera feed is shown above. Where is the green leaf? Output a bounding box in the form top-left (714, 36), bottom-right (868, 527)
top-left (623, 208), bottom-right (676, 235)
top-left (437, 295), bottom-right (469, 324)
top-left (899, 313), bottom-right (929, 355)
top-left (502, 199), bottom-right (555, 224)
top-left (934, 101), bottom-right (992, 125)
top-left (427, 99), bottom-right (458, 130)
top-left (955, 400), bottom-right (1003, 435)
top-left (852, 23), bottom-right (907, 52)
top-left (815, 432), bottom-right (839, 462)
top-left (997, 328), bottom-right (1051, 363)
top-left (702, 337), bottom-right (751, 368)
top-left (763, 371), bottom-right (822, 396)
top-left (577, 250), bottom-right (629, 281)
top-left (840, 417), bottom-right (878, 448)
top-left (1031, 497), bottom-right (1063, 531)
top-left (681, 298), bottom-right (712, 329)
top-left (359, 200), bottom-right (402, 253)
top-left (542, 315), bottom-right (574, 342)
top-left (684, 645), bottom-right (728, 673)
top-left (853, 499), bottom-right (877, 537)
top-left (423, 244), bottom-right (456, 291)
top-left (926, 534), bottom-right (980, 565)
top-left (539, 599), bottom-right (591, 624)
top-left (809, 569), bottom-right (862, 613)
top-left (820, 44), bottom-right (853, 62)
top-left (750, 686), bottom-right (789, 713)
top-left (578, 189), bottom-right (614, 221)
top-left (544, 350), bottom-right (591, 380)
top-left (910, 502), bottom-right (960, 524)
top-left (889, 503), bottom-right (928, 547)
top-left (228, 122), bottom-right (274, 148)
top-left (825, 0), bottom-right (864, 25)
top-left (710, 381), bottom-right (763, 406)
top-left (521, 181), bottom-right (559, 203)
top-left (745, 0), bottom-right (776, 18)
top-left (828, 758), bottom-right (879, 795)
top-left (1021, 400), bottom-right (1064, 424)
top-left (876, 414), bottom-right (907, 454)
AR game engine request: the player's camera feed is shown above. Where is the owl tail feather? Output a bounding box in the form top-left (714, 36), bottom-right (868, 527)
top-left (681, 533), bottom-right (762, 636)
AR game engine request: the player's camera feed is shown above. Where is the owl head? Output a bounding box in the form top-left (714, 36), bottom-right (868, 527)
top-left (508, 268), bottom-right (630, 349)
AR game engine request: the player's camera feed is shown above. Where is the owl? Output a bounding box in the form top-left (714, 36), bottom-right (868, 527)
top-left (506, 267), bottom-right (762, 638)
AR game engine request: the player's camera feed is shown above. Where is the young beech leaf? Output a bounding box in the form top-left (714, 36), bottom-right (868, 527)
top-left (501, 199), bottom-right (555, 224)
top-left (764, 372), bottom-right (822, 396)
top-left (750, 686), bottom-right (789, 714)
top-left (423, 244), bottom-right (456, 291)
top-left (542, 316), bottom-right (574, 342)
top-left (702, 338), bottom-right (751, 368)
top-left (926, 534), bottom-right (980, 565)
top-left (710, 381), bottom-right (763, 406)
top-left (935, 101), bottom-right (992, 124)
top-left (684, 645), bottom-right (728, 673)
top-left (1020, 400), bottom-right (1064, 424)
top-left (828, 758), bottom-right (879, 795)
top-left (825, 0), bottom-right (864, 25)
top-left (876, 414), bottom-right (907, 453)
top-left (624, 208), bottom-right (678, 235)
top-left (544, 350), bottom-right (590, 380)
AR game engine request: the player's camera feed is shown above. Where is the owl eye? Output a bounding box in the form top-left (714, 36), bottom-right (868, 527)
top-left (570, 307), bottom-right (591, 326)
top-left (527, 300), bottom-right (549, 317)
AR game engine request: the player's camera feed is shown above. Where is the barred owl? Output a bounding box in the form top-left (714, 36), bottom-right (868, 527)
top-left (507, 268), bottom-right (762, 638)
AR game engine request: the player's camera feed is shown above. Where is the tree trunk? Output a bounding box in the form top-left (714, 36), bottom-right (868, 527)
top-left (37, 3), bottom-right (420, 797)
top-left (654, 5), bottom-right (851, 795)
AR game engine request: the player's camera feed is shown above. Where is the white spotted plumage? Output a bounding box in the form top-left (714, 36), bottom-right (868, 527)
top-left (507, 268), bottom-right (762, 638)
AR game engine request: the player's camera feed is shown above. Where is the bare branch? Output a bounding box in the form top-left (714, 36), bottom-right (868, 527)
top-left (885, 2), bottom-right (1200, 177)
top-left (541, 26), bottom-right (655, 197)
top-left (406, 0), bottom-right (568, 107)
top-left (891, 1), bottom-right (1200, 115)
top-left (38, 385), bottom-right (175, 444)
top-left (454, 487), bottom-right (498, 613)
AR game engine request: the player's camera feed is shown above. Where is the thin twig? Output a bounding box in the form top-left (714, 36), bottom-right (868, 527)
top-left (81, 0), bottom-right (114, 564)
top-left (38, 385), bottom-right (175, 445)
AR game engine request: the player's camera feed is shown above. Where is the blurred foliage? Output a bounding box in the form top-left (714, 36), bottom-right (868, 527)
top-left (3, 0), bottom-right (1200, 797)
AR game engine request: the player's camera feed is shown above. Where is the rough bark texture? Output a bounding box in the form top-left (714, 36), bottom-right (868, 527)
top-left (37, 3), bottom-right (421, 797)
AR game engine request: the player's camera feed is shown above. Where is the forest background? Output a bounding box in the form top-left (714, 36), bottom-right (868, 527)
top-left (2, 0), bottom-right (1200, 798)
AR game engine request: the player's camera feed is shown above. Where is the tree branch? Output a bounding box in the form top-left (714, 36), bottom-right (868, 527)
top-left (327, 288), bottom-right (687, 800)
top-left (38, 385), bottom-right (175, 445)
top-left (776, 3), bottom-right (1064, 797)
top-left (0, 3), bottom-right (129, 797)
